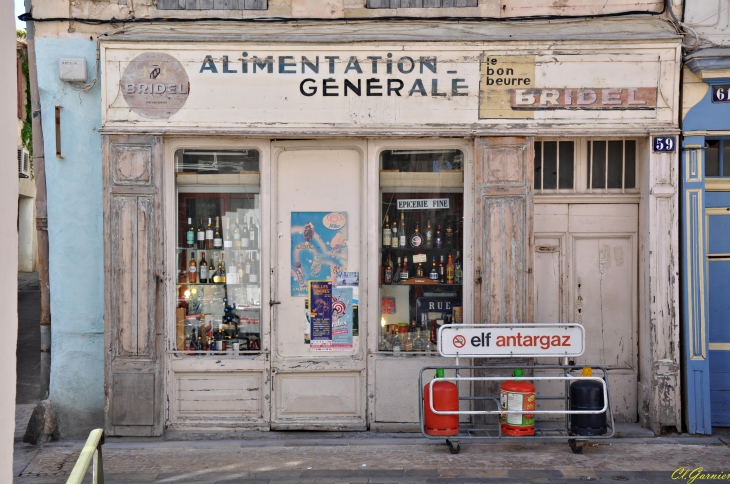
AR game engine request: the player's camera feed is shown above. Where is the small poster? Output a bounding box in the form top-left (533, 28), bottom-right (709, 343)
top-left (309, 281), bottom-right (332, 341)
top-left (331, 287), bottom-right (354, 348)
top-left (291, 212), bottom-right (348, 296)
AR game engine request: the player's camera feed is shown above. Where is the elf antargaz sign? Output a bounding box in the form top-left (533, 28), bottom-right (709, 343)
top-left (438, 324), bottom-right (585, 357)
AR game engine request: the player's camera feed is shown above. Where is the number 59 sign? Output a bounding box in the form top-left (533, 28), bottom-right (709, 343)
top-left (653, 136), bottom-right (676, 153)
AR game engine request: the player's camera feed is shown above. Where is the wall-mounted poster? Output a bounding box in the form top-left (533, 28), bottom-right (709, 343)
top-left (309, 281), bottom-right (332, 342)
top-left (291, 212), bottom-right (348, 296)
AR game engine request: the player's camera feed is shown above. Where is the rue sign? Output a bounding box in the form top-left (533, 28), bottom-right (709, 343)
top-left (653, 136), bottom-right (676, 153)
top-left (711, 85), bottom-right (730, 104)
top-left (438, 324), bottom-right (585, 357)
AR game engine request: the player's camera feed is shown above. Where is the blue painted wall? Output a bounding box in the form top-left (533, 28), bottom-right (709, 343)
top-left (36, 38), bottom-right (104, 438)
top-left (684, 79), bottom-right (730, 132)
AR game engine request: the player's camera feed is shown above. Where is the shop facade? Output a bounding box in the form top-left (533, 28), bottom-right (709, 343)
top-left (36, 18), bottom-right (683, 436)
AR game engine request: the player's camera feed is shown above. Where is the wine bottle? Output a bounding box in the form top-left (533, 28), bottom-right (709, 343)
top-left (186, 218), bottom-right (195, 248)
top-left (435, 224), bottom-right (443, 249)
top-left (248, 216), bottom-right (257, 250)
top-left (399, 212), bottom-right (406, 248)
top-left (188, 252), bottom-right (198, 283)
top-left (390, 217), bottom-right (399, 248)
top-left (241, 219), bottom-right (250, 249)
top-left (224, 218), bottom-right (233, 248)
top-left (409, 221), bottom-right (423, 248)
top-left (444, 218), bottom-right (454, 250)
top-left (205, 218), bottom-right (214, 249)
top-left (416, 261), bottom-right (424, 278)
top-left (393, 256), bottom-right (402, 282)
top-left (446, 253), bottom-right (455, 284)
top-left (382, 214), bottom-right (391, 248)
top-left (199, 252), bottom-right (209, 283)
top-left (214, 217), bottom-right (223, 248)
top-left (429, 256), bottom-right (438, 280)
top-left (425, 219), bottom-right (433, 249)
top-left (232, 217), bottom-right (241, 248)
top-left (384, 252), bottom-right (393, 284)
top-left (438, 255), bottom-right (445, 284)
top-left (400, 255), bottom-right (410, 282)
top-left (249, 253), bottom-right (258, 284)
top-left (212, 259), bottom-right (221, 283)
top-left (455, 250), bottom-right (463, 284)
top-left (219, 260), bottom-right (226, 284)
top-left (197, 218), bottom-right (205, 250)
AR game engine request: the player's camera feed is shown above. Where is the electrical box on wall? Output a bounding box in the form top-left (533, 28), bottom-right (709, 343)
top-left (59, 58), bottom-right (87, 82)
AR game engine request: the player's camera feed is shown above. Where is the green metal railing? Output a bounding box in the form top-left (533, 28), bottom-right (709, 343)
top-left (65, 428), bottom-right (104, 484)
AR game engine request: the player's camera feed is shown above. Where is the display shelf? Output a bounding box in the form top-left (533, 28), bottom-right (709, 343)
top-left (390, 279), bottom-right (462, 286)
top-left (176, 247), bottom-right (259, 251)
top-left (177, 282), bottom-right (260, 287)
top-left (380, 247), bottom-right (461, 254)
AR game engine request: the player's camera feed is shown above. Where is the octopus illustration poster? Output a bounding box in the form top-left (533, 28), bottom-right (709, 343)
top-left (291, 212), bottom-right (348, 296)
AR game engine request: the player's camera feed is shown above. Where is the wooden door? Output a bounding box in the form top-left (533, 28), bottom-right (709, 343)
top-left (270, 142), bottom-right (367, 430)
top-left (103, 135), bottom-right (164, 436)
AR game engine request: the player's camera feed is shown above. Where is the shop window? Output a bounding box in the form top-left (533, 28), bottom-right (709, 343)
top-left (157, 0), bottom-right (266, 10)
top-left (379, 149), bottom-right (464, 354)
top-left (368, 0), bottom-right (476, 7)
top-left (175, 149), bottom-right (262, 356)
top-left (534, 141), bottom-right (574, 191)
top-left (704, 139), bottom-right (730, 177)
top-left (587, 139), bottom-right (636, 191)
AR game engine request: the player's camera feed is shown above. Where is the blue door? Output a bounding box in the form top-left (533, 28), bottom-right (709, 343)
top-left (707, 208), bottom-right (730, 426)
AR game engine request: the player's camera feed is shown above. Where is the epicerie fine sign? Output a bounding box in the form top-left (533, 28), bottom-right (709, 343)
top-left (397, 198), bottom-right (450, 210)
top-left (438, 324), bottom-right (585, 357)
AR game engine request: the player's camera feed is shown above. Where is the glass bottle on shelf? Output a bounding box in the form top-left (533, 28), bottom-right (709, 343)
top-left (233, 217), bottom-right (241, 248)
top-left (249, 216), bottom-right (257, 250)
top-left (400, 255), bottom-right (410, 282)
top-left (224, 218), bottom-right (232, 248)
top-left (393, 256), bottom-right (402, 282)
top-left (384, 252), bottom-right (393, 284)
top-left (455, 250), bottom-right (463, 284)
top-left (382, 214), bottom-right (391, 247)
top-left (404, 331), bottom-right (414, 352)
top-left (410, 221), bottom-right (423, 248)
top-left (429, 256), bottom-right (438, 280)
top-left (399, 212), bottom-right (406, 248)
top-left (390, 217), bottom-right (399, 249)
top-left (446, 254), bottom-right (455, 284)
top-left (391, 325), bottom-right (401, 353)
top-left (415, 261), bottom-right (424, 278)
top-left (188, 252), bottom-right (197, 283)
top-left (414, 329), bottom-right (426, 352)
top-left (425, 219), bottom-right (433, 249)
top-left (248, 253), bottom-right (258, 284)
top-left (197, 218), bottom-right (205, 250)
top-left (220, 260), bottom-right (227, 284)
top-left (199, 252), bottom-right (208, 283)
top-left (445, 218), bottom-right (454, 249)
top-left (186, 218), bottom-right (195, 248)
top-left (435, 224), bottom-right (443, 249)
top-left (438, 255), bottom-right (445, 284)
top-left (205, 218), bottom-right (214, 249)
top-left (214, 217), bottom-right (223, 248)
top-left (241, 219), bottom-right (250, 249)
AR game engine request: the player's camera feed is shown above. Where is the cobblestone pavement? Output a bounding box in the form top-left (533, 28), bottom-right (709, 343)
top-left (12, 433), bottom-right (730, 484)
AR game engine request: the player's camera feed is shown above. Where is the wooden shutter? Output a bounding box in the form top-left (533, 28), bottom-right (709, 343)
top-left (367, 0), bottom-right (477, 7)
top-left (157, 0), bottom-right (266, 10)
top-left (103, 135), bottom-right (165, 436)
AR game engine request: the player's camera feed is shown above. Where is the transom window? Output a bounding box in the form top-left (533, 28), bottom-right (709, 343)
top-left (705, 139), bottom-right (730, 177)
top-left (368, 0), bottom-right (476, 7)
top-left (534, 138), bottom-right (639, 193)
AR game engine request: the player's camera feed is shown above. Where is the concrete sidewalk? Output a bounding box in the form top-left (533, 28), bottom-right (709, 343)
top-left (12, 401), bottom-right (730, 484)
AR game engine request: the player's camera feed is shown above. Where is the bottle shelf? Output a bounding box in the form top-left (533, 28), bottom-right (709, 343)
top-left (177, 282), bottom-right (261, 287)
top-left (383, 280), bottom-right (462, 287)
top-left (177, 247), bottom-right (260, 252)
top-left (380, 246), bottom-right (461, 254)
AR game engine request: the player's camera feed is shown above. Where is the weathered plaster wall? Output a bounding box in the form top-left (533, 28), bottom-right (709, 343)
top-left (36, 38), bottom-right (105, 438)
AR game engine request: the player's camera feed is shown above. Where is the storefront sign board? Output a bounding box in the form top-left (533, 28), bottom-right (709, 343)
top-left (102, 45), bottom-right (677, 128)
top-left (438, 324), bottom-right (585, 357)
top-left (397, 198), bottom-right (450, 210)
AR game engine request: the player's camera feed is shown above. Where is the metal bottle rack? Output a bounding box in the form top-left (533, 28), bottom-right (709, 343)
top-left (418, 324), bottom-right (615, 454)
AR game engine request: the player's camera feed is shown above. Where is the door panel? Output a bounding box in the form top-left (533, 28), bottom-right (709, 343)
top-left (534, 237), bottom-right (563, 324)
top-left (272, 143), bottom-right (366, 429)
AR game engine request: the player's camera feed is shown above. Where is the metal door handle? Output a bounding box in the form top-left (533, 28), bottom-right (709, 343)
top-left (269, 300), bottom-right (281, 306)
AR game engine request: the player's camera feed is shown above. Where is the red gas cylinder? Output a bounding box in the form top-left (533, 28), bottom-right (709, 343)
top-left (423, 368), bottom-right (459, 436)
top-left (500, 368), bottom-right (536, 436)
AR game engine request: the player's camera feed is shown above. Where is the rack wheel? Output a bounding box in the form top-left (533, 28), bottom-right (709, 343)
top-left (446, 439), bottom-right (461, 454)
top-left (569, 439), bottom-right (584, 454)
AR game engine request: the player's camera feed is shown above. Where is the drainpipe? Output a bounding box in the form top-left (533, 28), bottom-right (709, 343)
top-left (25, 0), bottom-right (51, 400)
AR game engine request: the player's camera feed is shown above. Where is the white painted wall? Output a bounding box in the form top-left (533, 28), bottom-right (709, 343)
top-left (684, 0), bottom-right (730, 46)
top-left (0, 1), bottom-right (20, 480)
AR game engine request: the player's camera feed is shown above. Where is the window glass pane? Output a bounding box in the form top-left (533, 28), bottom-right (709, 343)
top-left (607, 140), bottom-right (624, 189)
top-left (534, 141), bottom-right (542, 189)
top-left (379, 150), bottom-right (464, 355)
top-left (591, 141), bottom-right (607, 189)
top-left (624, 140), bottom-right (636, 188)
top-left (543, 141), bottom-right (557, 189)
top-left (175, 149), bottom-right (262, 356)
top-left (706, 140), bottom-right (720, 177)
top-left (723, 141), bottom-right (730, 178)
top-left (558, 141), bottom-right (574, 189)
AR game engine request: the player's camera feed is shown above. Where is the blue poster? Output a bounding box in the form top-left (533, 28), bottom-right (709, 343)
top-left (331, 287), bottom-right (354, 348)
top-left (291, 212), bottom-right (348, 296)
top-left (309, 281), bottom-right (332, 341)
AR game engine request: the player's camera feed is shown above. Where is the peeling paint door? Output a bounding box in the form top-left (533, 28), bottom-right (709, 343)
top-left (534, 203), bottom-right (638, 421)
top-left (270, 142), bottom-right (367, 430)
